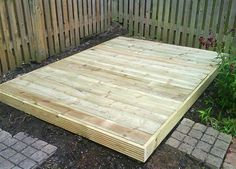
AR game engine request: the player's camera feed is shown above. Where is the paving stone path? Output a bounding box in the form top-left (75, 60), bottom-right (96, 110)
top-left (166, 118), bottom-right (232, 169)
top-left (0, 129), bottom-right (57, 169)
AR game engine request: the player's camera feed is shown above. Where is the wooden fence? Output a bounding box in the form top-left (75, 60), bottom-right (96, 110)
top-left (113, 0), bottom-right (236, 48)
top-left (0, 0), bottom-right (111, 75)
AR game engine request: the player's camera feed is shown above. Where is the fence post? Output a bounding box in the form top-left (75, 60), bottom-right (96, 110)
top-left (30, 0), bottom-right (48, 62)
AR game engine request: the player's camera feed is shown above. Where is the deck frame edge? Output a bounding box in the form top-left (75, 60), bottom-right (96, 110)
top-left (0, 92), bottom-right (146, 162)
top-left (143, 66), bottom-right (218, 162)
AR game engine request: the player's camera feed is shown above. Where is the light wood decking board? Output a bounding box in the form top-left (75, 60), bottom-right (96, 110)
top-left (0, 37), bottom-right (218, 162)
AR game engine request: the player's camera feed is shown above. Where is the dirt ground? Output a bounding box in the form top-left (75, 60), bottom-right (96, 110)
top-left (0, 23), bottom-right (210, 169)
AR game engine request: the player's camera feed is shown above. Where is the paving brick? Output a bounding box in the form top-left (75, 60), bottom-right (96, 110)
top-left (11, 141), bottom-right (27, 152)
top-left (0, 155), bottom-right (5, 163)
top-left (191, 148), bottom-right (208, 161)
top-left (183, 136), bottom-right (198, 146)
top-left (178, 143), bottom-right (194, 154)
top-left (19, 159), bottom-right (36, 169)
top-left (188, 129), bottom-right (203, 139)
top-left (196, 141), bottom-right (212, 152)
top-left (9, 153), bottom-right (27, 165)
top-left (30, 151), bottom-right (48, 163)
top-left (176, 124), bottom-right (191, 134)
top-left (0, 131), bottom-right (11, 142)
top-left (201, 134), bottom-right (216, 145)
top-left (0, 129), bottom-right (57, 169)
top-left (192, 123), bottom-right (207, 132)
top-left (0, 148), bottom-right (17, 159)
top-left (22, 136), bottom-right (38, 145)
top-left (21, 146), bottom-right (37, 157)
top-left (3, 137), bottom-right (18, 146)
top-left (0, 158), bottom-right (15, 169)
top-left (12, 166), bottom-right (22, 169)
top-left (166, 137), bottom-right (181, 148)
top-left (14, 132), bottom-right (28, 141)
top-left (171, 131), bottom-right (186, 141)
top-left (0, 143), bottom-right (7, 152)
top-left (31, 140), bottom-right (48, 150)
top-left (214, 139), bottom-right (230, 151)
top-left (218, 132), bottom-right (232, 144)
top-left (181, 118), bottom-right (195, 127)
top-left (41, 144), bottom-right (57, 155)
top-left (223, 162), bottom-right (236, 169)
top-left (210, 146), bottom-right (226, 159)
top-left (205, 127), bottom-right (219, 137)
top-left (206, 154), bottom-right (223, 169)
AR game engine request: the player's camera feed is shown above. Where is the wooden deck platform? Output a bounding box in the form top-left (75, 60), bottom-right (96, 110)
top-left (0, 37), bottom-right (218, 162)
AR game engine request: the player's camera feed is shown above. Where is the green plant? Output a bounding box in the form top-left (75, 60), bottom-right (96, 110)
top-left (215, 39), bottom-right (236, 115)
top-left (198, 29), bottom-right (236, 136)
top-left (199, 108), bottom-right (236, 136)
top-left (220, 118), bottom-right (236, 136)
top-left (199, 107), bottom-right (212, 124)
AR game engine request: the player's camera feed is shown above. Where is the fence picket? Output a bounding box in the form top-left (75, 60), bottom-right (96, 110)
top-left (56, 0), bottom-right (66, 51)
top-left (0, 19), bottom-right (8, 73)
top-left (96, 0), bottom-right (101, 33)
top-left (15, 0), bottom-right (30, 63)
top-left (1, 1), bottom-right (16, 70)
top-left (163, 0), bottom-right (171, 42)
top-left (128, 0), bottom-right (134, 35)
top-left (7, 0), bottom-right (23, 66)
top-left (157, 0), bottom-right (164, 40)
top-left (73, 0), bottom-right (80, 45)
top-left (150, 0), bottom-right (158, 39)
top-left (188, 0), bottom-right (198, 47)
top-left (68, 0), bottom-right (76, 47)
top-left (133, 0), bottom-right (139, 36)
top-left (168, 0), bottom-right (177, 44)
top-left (43, 0), bottom-right (55, 55)
top-left (144, 0), bottom-right (151, 38)
top-left (182, 0), bottom-right (191, 46)
top-left (194, 0), bottom-right (205, 48)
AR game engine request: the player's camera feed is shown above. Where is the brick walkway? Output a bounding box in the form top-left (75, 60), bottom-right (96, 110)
top-left (166, 118), bottom-right (232, 169)
top-left (0, 129), bottom-right (57, 169)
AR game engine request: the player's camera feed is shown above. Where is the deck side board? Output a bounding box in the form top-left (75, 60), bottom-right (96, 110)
top-left (144, 67), bottom-right (218, 161)
top-left (0, 91), bottom-right (146, 161)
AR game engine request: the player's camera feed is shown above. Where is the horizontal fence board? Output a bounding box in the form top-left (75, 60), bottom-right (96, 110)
top-left (0, 0), bottom-right (112, 76)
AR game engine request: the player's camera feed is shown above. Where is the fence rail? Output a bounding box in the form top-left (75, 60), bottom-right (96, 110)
top-left (113, 0), bottom-right (236, 48)
top-left (0, 0), bottom-right (112, 75)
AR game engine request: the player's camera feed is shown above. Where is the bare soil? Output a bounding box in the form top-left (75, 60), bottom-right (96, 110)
top-left (0, 23), bottom-right (209, 169)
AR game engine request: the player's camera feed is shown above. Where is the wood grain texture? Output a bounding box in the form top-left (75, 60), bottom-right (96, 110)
top-left (0, 37), bottom-right (218, 162)
top-left (113, 0), bottom-right (235, 48)
top-left (0, 0), bottom-right (111, 76)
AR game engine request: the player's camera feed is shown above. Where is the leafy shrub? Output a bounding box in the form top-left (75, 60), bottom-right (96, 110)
top-left (215, 39), bottom-right (236, 116)
top-left (198, 30), bottom-right (236, 136)
top-left (199, 108), bottom-right (236, 136)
